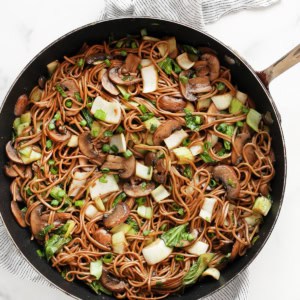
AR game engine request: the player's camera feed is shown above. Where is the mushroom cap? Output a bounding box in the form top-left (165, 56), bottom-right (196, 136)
top-left (6, 141), bottom-right (23, 164)
top-left (4, 162), bottom-right (23, 178)
top-left (243, 144), bottom-right (258, 165)
top-left (11, 201), bottom-right (26, 228)
top-left (100, 269), bottom-right (126, 293)
top-left (153, 119), bottom-right (182, 146)
top-left (108, 67), bottom-right (142, 86)
top-left (30, 205), bottom-right (49, 240)
top-left (47, 128), bottom-right (71, 143)
top-left (10, 179), bottom-right (23, 202)
top-left (159, 96), bottom-right (187, 112)
top-left (101, 69), bottom-right (120, 96)
top-left (78, 132), bottom-right (106, 165)
top-left (124, 53), bottom-right (141, 73)
top-left (93, 228), bottom-right (112, 247)
top-left (123, 182), bottom-right (155, 198)
top-left (14, 94), bottom-right (29, 116)
top-left (86, 53), bottom-right (111, 65)
top-left (102, 155), bottom-right (136, 179)
top-left (213, 165), bottom-right (240, 199)
top-left (201, 53), bottom-right (220, 81)
top-left (103, 202), bottom-right (130, 228)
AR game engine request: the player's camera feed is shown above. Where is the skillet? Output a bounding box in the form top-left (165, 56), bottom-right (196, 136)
top-left (0, 17), bottom-right (298, 299)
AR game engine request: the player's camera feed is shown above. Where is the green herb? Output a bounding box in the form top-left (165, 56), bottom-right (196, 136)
top-left (44, 234), bottom-right (72, 261)
top-left (103, 253), bottom-right (113, 264)
top-left (48, 159), bottom-right (55, 166)
top-left (236, 121), bottom-right (244, 127)
top-left (224, 140), bottom-right (231, 150)
top-left (161, 224), bottom-right (191, 247)
top-left (216, 82), bottom-right (225, 90)
top-left (217, 148), bottom-right (226, 157)
top-left (207, 232), bottom-right (215, 238)
top-left (104, 59), bottom-right (111, 67)
top-left (182, 138), bottom-right (190, 147)
top-left (101, 167), bottom-right (110, 173)
top-left (120, 50), bottom-right (127, 56)
top-left (183, 253), bottom-right (215, 286)
top-left (48, 123), bottom-right (55, 130)
top-left (74, 200), bottom-right (85, 208)
top-left (65, 100), bottom-right (73, 108)
top-left (217, 123), bottom-right (234, 137)
top-left (183, 166), bottom-right (193, 179)
top-left (116, 125), bottom-right (124, 133)
top-left (50, 186), bottom-right (65, 200)
top-left (143, 230), bottom-right (151, 236)
top-left (141, 182), bottom-right (147, 190)
top-left (160, 224), bottom-right (168, 231)
top-left (139, 104), bottom-right (148, 114)
top-left (140, 112), bottom-right (154, 122)
top-left (36, 249), bottom-right (45, 258)
top-left (54, 112), bottom-right (61, 120)
top-left (113, 192), bottom-right (127, 207)
top-left (110, 145), bottom-right (119, 153)
top-left (252, 235), bottom-right (260, 245)
top-left (99, 175), bottom-right (108, 183)
top-left (77, 58), bottom-right (84, 68)
top-left (116, 40), bottom-right (123, 48)
top-left (38, 224), bottom-right (54, 239)
top-left (50, 167), bottom-right (58, 175)
top-left (140, 28), bottom-right (148, 36)
top-left (94, 109), bottom-right (106, 121)
top-left (26, 187), bottom-right (33, 196)
top-left (79, 119), bottom-right (87, 127)
top-left (209, 179), bottom-right (217, 188)
top-left (158, 57), bottom-right (182, 75)
top-left (56, 85), bottom-right (67, 98)
top-left (184, 109), bottom-right (201, 131)
top-left (74, 92), bottom-right (82, 102)
top-left (80, 108), bottom-right (94, 128)
top-left (104, 130), bottom-right (113, 137)
top-left (242, 106), bottom-right (250, 114)
top-left (175, 254), bottom-right (184, 261)
top-left (123, 149), bottom-right (133, 159)
top-left (131, 41), bottom-right (137, 48)
top-left (179, 75), bottom-right (189, 84)
top-left (150, 123), bottom-right (157, 133)
top-left (135, 197), bottom-right (146, 206)
top-left (89, 281), bottom-right (112, 296)
top-left (117, 85), bottom-right (131, 100)
top-left (102, 144), bottom-right (110, 153)
top-left (200, 152), bottom-right (215, 163)
top-left (126, 216), bottom-right (139, 231)
top-left (51, 199), bottom-right (59, 206)
top-left (182, 44), bottom-right (199, 56)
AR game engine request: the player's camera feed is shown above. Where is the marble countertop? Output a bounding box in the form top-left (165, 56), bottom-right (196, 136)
top-left (1, 0), bottom-right (300, 299)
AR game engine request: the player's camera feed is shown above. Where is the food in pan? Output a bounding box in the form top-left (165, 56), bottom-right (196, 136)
top-left (4, 29), bottom-right (275, 299)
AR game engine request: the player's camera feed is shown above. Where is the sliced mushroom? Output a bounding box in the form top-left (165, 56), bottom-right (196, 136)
top-left (193, 61), bottom-right (209, 77)
top-left (78, 157), bottom-right (94, 172)
top-left (159, 96), bottom-right (187, 112)
top-left (213, 165), bottom-right (241, 199)
top-left (11, 201), bottom-right (26, 228)
top-left (153, 119), bottom-right (182, 146)
top-left (47, 127), bottom-right (71, 143)
top-left (101, 69), bottom-right (120, 96)
top-left (61, 79), bottom-right (79, 96)
top-left (124, 53), bottom-right (141, 73)
top-left (14, 94), bottom-right (29, 116)
top-left (230, 240), bottom-right (240, 262)
top-left (25, 166), bottom-right (33, 178)
top-left (108, 67), bottom-right (142, 86)
top-left (259, 183), bottom-right (270, 197)
top-left (4, 162), bottom-right (24, 178)
top-left (10, 180), bottom-right (23, 202)
top-left (144, 152), bottom-right (167, 184)
top-left (78, 132), bottom-right (106, 165)
top-left (100, 269), bottom-right (126, 293)
top-left (86, 53), bottom-right (111, 65)
top-left (103, 203), bottom-right (130, 228)
top-left (231, 133), bottom-right (251, 165)
top-left (201, 53), bottom-right (220, 81)
top-left (123, 182), bottom-right (155, 197)
top-left (6, 141), bottom-right (23, 164)
top-left (93, 228), bottom-right (112, 247)
top-left (179, 70), bottom-right (212, 101)
top-left (207, 103), bottom-right (220, 123)
top-left (102, 155), bottom-right (136, 179)
top-left (38, 76), bottom-right (47, 90)
top-left (243, 144), bottom-right (257, 165)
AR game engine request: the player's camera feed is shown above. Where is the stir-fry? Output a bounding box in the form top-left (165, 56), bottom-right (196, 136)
top-left (4, 29), bottom-right (275, 299)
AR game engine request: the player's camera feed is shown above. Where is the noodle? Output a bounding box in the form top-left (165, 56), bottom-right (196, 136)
top-left (4, 32), bottom-right (275, 299)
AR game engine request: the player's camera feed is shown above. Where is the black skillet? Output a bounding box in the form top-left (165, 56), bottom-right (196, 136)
top-left (0, 17), bottom-right (298, 300)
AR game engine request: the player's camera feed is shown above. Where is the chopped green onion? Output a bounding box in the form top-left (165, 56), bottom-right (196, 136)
top-left (116, 125), bottom-right (124, 133)
top-left (51, 199), bottom-right (59, 206)
top-left (54, 112), bottom-right (61, 120)
top-left (160, 224), bottom-right (168, 231)
top-left (81, 108), bottom-right (93, 129)
top-left (135, 197), bottom-right (146, 206)
top-left (200, 152), bottom-right (215, 163)
top-left (182, 139), bottom-right (190, 147)
top-left (236, 121), bottom-right (244, 127)
top-left (36, 249), bottom-right (45, 258)
top-left (143, 230), bottom-right (151, 236)
top-left (179, 75), bottom-right (189, 84)
top-left (116, 85), bottom-right (131, 100)
top-left (123, 149), bottom-right (133, 159)
top-left (113, 192), bottom-right (127, 207)
top-left (175, 254), bottom-right (184, 261)
top-left (79, 119), bottom-right (87, 127)
top-left (195, 116), bottom-right (201, 124)
top-left (224, 140), bottom-right (231, 150)
top-left (74, 92), bottom-right (82, 102)
top-left (56, 85), bottom-right (66, 98)
top-left (58, 190), bottom-right (66, 198)
top-left (183, 166), bottom-right (193, 179)
top-left (65, 100), bottom-right (73, 108)
top-left (216, 82), bottom-right (225, 90)
top-left (94, 109), bottom-right (107, 121)
top-left (101, 167), bottom-right (110, 173)
top-left (104, 59), bottom-right (111, 67)
top-left (242, 106), bottom-right (250, 114)
top-left (77, 58), bottom-right (85, 67)
top-left (50, 167), bottom-right (58, 175)
top-left (209, 179), bottom-right (217, 188)
top-left (48, 123), bottom-right (55, 130)
top-left (182, 45), bottom-right (199, 56)
top-left (110, 145), bottom-right (119, 153)
top-left (120, 50), bottom-right (127, 57)
top-left (158, 57), bottom-right (181, 75)
top-left (102, 144), bottom-right (110, 153)
top-left (140, 112), bottom-right (154, 122)
top-left (116, 40), bottom-right (123, 48)
top-left (184, 109), bottom-right (201, 131)
top-left (48, 159), bottom-right (55, 165)
top-left (150, 123), bottom-right (157, 133)
top-left (75, 200), bottom-right (85, 208)
top-left (131, 41), bottom-right (137, 48)
top-left (104, 130), bottom-right (113, 137)
top-left (26, 188), bottom-right (33, 196)
top-left (141, 182), bottom-right (147, 190)
top-left (139, 104), bottom-right (148, 114)
top-left (103, 253), bottom-right (113, 264)
top-left (99, 175), bottom-right (108, 183)
top-left (140, 28), bottom-right (148, 36)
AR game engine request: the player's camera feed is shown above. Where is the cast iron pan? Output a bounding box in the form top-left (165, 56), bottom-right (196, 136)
top-left (0, 17), bottom-right (296, 299)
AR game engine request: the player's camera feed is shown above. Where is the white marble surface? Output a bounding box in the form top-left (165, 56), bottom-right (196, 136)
top-left (0, 0), bottom-right (300, 299)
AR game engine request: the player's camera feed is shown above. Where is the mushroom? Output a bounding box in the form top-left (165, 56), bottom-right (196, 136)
top-left (213, 165), bottom-right (241, 199)
top-left (61, 79), bottom-right (79, 96)
top-left (153, 119), bottom-right (182, 146)
top-left (14, 94), bottom-right (29, 116)
top-left (100, 269), bottom-right (126, 293)
top-left (230, 240), bottom-right (240, 262)
top-left (78, 132), bottom-right (106, 165)
top-left (124, 53), bottom-right (141, 73)
top-left (93, 228), bottom-right (112, 247)
top-left (231, 133), bottom-right (251, 165)
top-left (179, 70), bottom-right (212, 101)
top-left (201, 53), bottom-right (220, 81)
top-left (259, 183), bottom-right (270, 197)
top-left (86, 53), bottom-right (111, 65)
top-left (159, 95), bottom-right (187, 112)
top-left (38, 76), bottom-right (47, 90)
top-left (102, 155), bottom-right (136, 179)
top-left (243, 144), bottom-right (257, 165)
top-left (103, 203), bottom-right (130, 228)
top-left (10, 180), bottom-right (23, 202)
top-left (108, 67), bottom-right (142, 86)
top-left (193, 60), bottom-right (209, 77)
top-left (144, 152), bottom-right (167, 184)
top-left (11, 201), bottom-right (26, 228)
top-left (4, 162), bottom-right (24, 178)
top-left (101, 69), bottom-right (120, 96)
top-left (6, 141), bottom-right (23, 164)
top-left (123, 182), bottom-right (155, 197)
top-left (78, 157), bottom-right (94, 172)
top-left (47, 127), bottom-right (71, 143)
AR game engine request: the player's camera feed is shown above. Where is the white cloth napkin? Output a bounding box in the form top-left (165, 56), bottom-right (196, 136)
top-left (0, 0), bottom-right (278, 299)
